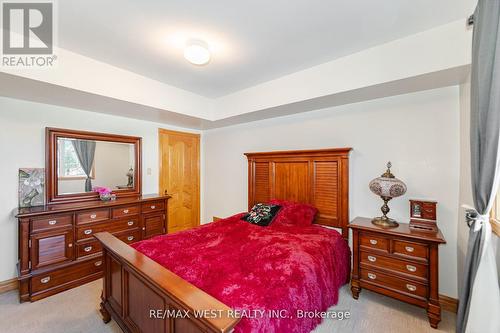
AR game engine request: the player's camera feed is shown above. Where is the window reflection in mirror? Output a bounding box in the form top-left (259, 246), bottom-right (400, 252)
top-left (57, 138), bottom-right (135, 195)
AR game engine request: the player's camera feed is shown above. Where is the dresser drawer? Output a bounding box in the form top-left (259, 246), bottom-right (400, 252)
top-left (76, 228), bottom-right (139, 258)
top-left (112, 205), bottom-right (140, 219)
top-left (115, 228), bottom-right (141, 244)
top-left (76, 217), bottom-right (139, 240)
top-left (360, 268), bottom-right (427, 299)
top-left (76, 209), bottom-right (110, 225)
top-left (360, 233), bottom-right (389, 252)
top-left (31, 214), bottom-right (72, 233)
top-left (142, 201), bottom-right (165, 213)
top-left (76, 240), bottom-right (102, 258)
top-left (393, 240), bottom-right (429, 261)
top-left (360, 251), bottom-right (428, 280)
top-left (31, 257), bottom-right (103, 294)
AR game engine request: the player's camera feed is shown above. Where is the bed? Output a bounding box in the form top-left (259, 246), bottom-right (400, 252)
top-left (96, 148), bottom-right (352, 333)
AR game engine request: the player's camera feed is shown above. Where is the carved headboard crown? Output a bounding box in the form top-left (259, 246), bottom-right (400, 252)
top-left (245, 148), bottom-right (352, 239)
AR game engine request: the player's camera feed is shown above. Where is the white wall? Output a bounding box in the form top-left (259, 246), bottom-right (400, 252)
top-left (0, 97), bottom-right (200, 281)
top-left (203, 86), bottom-right (461, 297)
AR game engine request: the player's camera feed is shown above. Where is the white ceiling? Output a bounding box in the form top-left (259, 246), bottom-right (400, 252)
top-left (59, 0), bottom-right (476, 98)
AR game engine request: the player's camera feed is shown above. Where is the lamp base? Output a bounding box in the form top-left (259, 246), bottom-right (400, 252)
top-left (371, 216), bottom-right (399, 228)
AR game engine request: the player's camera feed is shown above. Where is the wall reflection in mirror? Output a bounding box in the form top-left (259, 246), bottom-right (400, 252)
top-left (57, 138), bottom-right (135, 195)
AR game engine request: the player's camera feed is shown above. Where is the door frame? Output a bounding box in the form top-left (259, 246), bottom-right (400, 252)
top-left (158, 128), bottom-right (201, 228)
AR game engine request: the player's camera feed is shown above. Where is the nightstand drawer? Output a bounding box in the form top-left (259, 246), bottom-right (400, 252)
top-left (393, 240), bottom-right (429, 261)
top-left (360, 251), bottom-right (428, 280)
top-left (350, 217), bottom-right (446, 329)
top-left (360, 269), bottom-right (427, 299)
top-left (360, 233), bottom-right (389, 252)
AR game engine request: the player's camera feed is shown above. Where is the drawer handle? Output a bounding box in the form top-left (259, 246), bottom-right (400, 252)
top-left (123, 209), bottom-right (129, 214)
top-left (367, 273), bottom-right (377, 280)
top-left (94, 260), bottom-right (102, 267)
top-left (406, 284), bottom-right (417, 292)
top-left (405, 246), bottom-right (415, 253)
top-left (406, 265), bottom-right (417, 272)
top-left (48, 220), bottom-right (57, 225)
top-left (40, 276), bottom-right (51, 284)
top-left (68, 243), bottom-right (73, 248)
top-left (127, 236), bottom-right (134, 241)
top-left (84, 246), bottom-right (93, 252)
top-left (127, 221), bottom-right (134, 226)
top-left (90, 214), bottom-right (97, 219)
top-left (151, 205), bottom-right (156, 209)
top-left (367, 255), bottom-right (377, 262)
top-left (84, 229), bottom-right (92, 235)
top-left (369, 239), bottom-right (378, 245)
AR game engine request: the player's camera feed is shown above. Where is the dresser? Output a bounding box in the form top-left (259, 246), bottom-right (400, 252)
top-left (349, 217), bottom-right (446, 328)
top-left (16, 194), bottom-right (170, 302)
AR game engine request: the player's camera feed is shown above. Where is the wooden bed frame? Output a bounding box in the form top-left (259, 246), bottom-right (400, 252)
top-left (96, 148), bottom-right (351, 333)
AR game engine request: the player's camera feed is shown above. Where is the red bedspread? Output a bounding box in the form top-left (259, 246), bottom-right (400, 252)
top-left (131, 213), bottom-right (350, 333)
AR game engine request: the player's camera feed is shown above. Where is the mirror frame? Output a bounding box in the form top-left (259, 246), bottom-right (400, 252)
top-left (46, 127), bottom-right (142, 204)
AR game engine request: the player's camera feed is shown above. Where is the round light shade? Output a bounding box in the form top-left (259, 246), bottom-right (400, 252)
top-left (369, 162), bottom-right (407, 198)
top-left (184, 40), bottom-right (211, 65)
top-left (369, 177), bottom-right (407, 198)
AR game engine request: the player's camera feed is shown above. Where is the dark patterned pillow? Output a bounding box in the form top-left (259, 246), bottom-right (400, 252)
top-left (242, 203), bottom-right (281, 226)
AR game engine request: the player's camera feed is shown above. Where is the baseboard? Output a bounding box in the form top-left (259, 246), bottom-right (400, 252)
top-left (439, 294), bottom-right (458, 313)
top-left (0, 278), bottom-right (18, 294)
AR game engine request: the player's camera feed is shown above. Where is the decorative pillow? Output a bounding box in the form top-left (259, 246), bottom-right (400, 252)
top-left (267, 199), bottom-right (318, 226)
top-left (242, 203), bottom-right (281, 226)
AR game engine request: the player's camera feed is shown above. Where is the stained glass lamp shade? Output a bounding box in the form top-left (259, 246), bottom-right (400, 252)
top-left (369, 162), bottom-right (407, 228)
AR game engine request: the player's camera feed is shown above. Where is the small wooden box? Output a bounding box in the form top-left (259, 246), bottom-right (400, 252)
top-left (409, 200), bottom-right (437, 232)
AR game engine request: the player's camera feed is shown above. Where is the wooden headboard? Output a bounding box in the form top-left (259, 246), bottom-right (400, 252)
top-left (245, 148), bottom-right (352, 239)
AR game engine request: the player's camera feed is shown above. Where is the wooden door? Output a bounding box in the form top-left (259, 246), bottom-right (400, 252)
top-left (31, 228), bottom-right (74, 269)
top-left (159, 129), bottom-right (200, 233)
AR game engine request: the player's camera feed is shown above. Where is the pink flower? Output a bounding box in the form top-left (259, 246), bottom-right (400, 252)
top-left (93, 186), bottom-right (112, 195)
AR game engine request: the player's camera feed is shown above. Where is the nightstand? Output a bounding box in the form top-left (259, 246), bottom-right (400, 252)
top-left (349, 217), bottom-right (446, 328)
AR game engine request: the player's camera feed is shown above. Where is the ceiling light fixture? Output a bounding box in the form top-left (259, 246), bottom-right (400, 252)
top-left (184, 40), bottom-right (211, 65)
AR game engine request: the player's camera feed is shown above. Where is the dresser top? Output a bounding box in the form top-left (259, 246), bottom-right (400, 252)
top-left (349, 216), bottom-right (446, 244)
top-left (16, 194), bottom-right (170, 218)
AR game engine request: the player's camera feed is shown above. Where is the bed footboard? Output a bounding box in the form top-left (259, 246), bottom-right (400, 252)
top-left (95, 232), bottom-right (240, 333)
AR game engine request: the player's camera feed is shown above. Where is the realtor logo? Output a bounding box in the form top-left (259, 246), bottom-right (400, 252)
top-left (2, 1), bottom-right (56, 67)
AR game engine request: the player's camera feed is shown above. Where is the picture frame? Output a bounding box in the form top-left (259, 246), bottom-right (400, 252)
top-left (18, 168), bottom-right (45, 207)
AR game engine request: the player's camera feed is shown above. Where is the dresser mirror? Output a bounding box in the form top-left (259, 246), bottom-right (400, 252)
top-left (46, 128), bottom-right (142, 204)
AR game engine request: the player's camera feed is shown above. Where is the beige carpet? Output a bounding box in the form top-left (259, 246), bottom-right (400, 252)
top-left (0, 280), bottom-right (455, 333)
